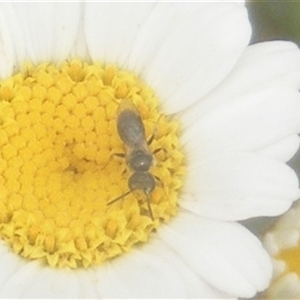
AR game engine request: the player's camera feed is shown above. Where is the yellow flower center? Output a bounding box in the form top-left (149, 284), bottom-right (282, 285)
top-left (0, 60), bottom-right (185, 268)
top-left (278, 246), bottom-right (300, 275)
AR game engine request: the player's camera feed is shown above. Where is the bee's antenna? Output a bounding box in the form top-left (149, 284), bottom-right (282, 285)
top-left (107, 190), bottom-right (132, 206)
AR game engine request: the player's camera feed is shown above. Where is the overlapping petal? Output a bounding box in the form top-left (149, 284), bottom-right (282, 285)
top-left (84, 2), bottom-right (156, 67)
top-left (0, 242), bottom-right (24, 291)
top-left (0, 243), bottom-right (84, 298)
top-left (0, 2), bottom-right (81, 78)
top-left (258, 135), bottom-right (300, 162)
top-left (0, 4), bottom-right (24, 78)
top-left (180, 41), bottom-right (300, 128)
top-left (158, 211), bottom-right (272, 298)
top-left (178, 41), bottom-right (300, 221)
top-left (7, 265), bottom-right (79, 298)
top-left (85, 2), bottom-right (251, 114)
top-left (182, 88), bottom-right (300, 156)
top-left (93, 236), bottom-right (227, 298)
top-left (181, 152), bottom-right (300, 220)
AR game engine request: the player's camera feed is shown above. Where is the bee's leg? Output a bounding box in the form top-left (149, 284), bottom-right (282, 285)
top-left (147, 133), bottom-right (155, 146)
top-left (153, 175), bottom-right (161, 184)
top-left (153, 147), bottom-right (167, 155)
top-left (114, 153), bottom-right (125, 159)
top-left (134, 190), bottom-right (154, 221)
top-left (147, 115), bottom-right (169, 161)
top-left (112, 153), bottom-right (129, 175)
top-left (101, 152), bottom-right (126, 172)
top-left (152, 147), bottom-right (168, 166)
top-left (147, 114), bottom-right (164, 146)
top-left (146, 196), bottom-right (154, 221)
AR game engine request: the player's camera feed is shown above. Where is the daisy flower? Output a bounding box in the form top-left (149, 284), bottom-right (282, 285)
top-left (0, 2), bottom-right (300, 298)
top-left (262, 202), bottom-right (300, 299)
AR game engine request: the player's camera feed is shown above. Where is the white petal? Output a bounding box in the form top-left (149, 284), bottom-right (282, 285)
top-left (258, 135), bottom-right (300, 162)
top-left (240, 41), bottom-right (300, 90)
top-left (158, 211), bottom-right (272, 298)
top-left (181, 152), bottom-right (300, 220)
top-left (0, 243), bottom-right (81, 298)
top-left (10, 3), bottom-right (81, 65)
top-left (0, 259), bottom-right (80, 298)
top-left (0, 4), bottom-right (21, 78)
top-left (0, 242), bottom-right (24, 290)
top-left (0, 260), bottom-right (40, 298)
top-left (180, 41), bottom-right (300, 128)
top-left (182, 88), bottom-right (300, 157)
top-left (69, 3), bottom-right (89, 60)
top-left (129, 2), bottom-right (251, 114)
top-left (267, 273), bottom-right (300, 299)
top-left (93, 236), bottom-right (226, 298)
top-left (85, 3), bottom-right (250, 114)
top-left (264, 233), bottom-right (281, 256)
top-left (76, 269), bottom-right (100, 298)
top-left (272, 259), bottom-right (286, 278)
top-left (85, 2), bottom-right (156, 66)
top-left (223, 41), bottom-right (300, 91)
top-left (264, 203), bottom-right (300, 256)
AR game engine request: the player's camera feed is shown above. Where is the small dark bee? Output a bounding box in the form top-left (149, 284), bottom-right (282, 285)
top-left (107, 99), bottom-right (158, 220)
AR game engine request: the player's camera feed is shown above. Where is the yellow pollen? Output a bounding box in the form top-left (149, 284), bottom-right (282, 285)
top-left (0, 60), bottom-right (185, 268)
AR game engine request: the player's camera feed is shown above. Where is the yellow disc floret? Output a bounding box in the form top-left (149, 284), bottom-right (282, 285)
top-left (0, 60), bottom-right (185, 268)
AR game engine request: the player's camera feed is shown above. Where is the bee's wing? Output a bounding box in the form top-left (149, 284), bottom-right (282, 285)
top-left (117, 99), bottom-right (147, 148)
